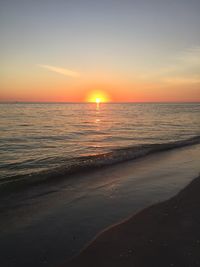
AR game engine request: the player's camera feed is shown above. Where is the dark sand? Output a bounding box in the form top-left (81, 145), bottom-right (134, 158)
top-left (68, 175), bottom-right (200, 267)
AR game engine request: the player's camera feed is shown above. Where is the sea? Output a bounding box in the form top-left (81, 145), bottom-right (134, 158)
top-left (0, 102), bottom-right (200, 186)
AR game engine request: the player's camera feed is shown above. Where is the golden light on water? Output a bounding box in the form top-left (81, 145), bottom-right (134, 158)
top-left (86, 90), bottom-right (110, 103)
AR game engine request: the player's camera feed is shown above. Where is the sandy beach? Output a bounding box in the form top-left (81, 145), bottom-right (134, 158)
top-left (68, 174), bottom-right (200, 267)
top-left (0, 144), bottom-right (200, 267)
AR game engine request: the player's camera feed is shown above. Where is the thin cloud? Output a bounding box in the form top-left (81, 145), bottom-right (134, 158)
top-left (163, 46), bottom-right (200, 84)
top-left (164, 76), bottom-right (200, 84)
top-left (178, 46), bottom-right (200, 66)
top-left (38, 64), bottom-right (80, 77)
top-left (138, 46), bottom-right (200, 84)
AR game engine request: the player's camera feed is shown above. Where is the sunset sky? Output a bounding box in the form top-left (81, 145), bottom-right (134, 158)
top-left (0, 0), bottom-right (200, 102)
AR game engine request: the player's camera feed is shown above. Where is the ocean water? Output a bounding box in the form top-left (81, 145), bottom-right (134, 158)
top-left (0, 103), bottom-right (200, 184)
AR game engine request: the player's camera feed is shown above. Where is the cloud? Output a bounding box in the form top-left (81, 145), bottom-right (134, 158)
top-left (178, 46), bottom-right (200, 66)
top-left (138, 46), bottom-right (200, 85)
top-left (38, 64), bottom-right (80, 77)
top-left (164, 76), bottom-right (200, 84)
top-left (162, 47), bottom-right (200, 84)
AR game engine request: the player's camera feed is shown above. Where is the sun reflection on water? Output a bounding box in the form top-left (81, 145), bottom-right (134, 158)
top-left (96, 102), bottom-right (100, 111)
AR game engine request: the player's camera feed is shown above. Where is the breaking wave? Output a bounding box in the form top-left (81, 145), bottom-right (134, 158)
top-left (1, 135), bottom-right (200, 190)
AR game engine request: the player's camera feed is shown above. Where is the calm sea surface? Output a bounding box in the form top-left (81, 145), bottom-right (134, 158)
top-left (0, 103), bottom-right (200, 181)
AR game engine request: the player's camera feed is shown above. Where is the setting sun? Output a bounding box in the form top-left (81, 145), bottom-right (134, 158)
top-left (95, 98), bottom-right (101, 103)
top-left (86, 91), bottom-right (110, 103)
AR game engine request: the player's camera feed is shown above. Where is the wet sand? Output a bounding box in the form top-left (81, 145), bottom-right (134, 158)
top-left (0, 145), bottom-right (200, 267)
top-left (68, 175), bottom-right (200, 267)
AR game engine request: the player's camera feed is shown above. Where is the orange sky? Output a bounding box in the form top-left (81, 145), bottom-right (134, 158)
top-left (1, 1), bottom-right (200, 102)
top-left (1, 68), bottom-right (199, 102)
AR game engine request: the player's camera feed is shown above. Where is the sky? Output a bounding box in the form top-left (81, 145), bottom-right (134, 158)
top-left (0, 0), bottom-right (200, 102)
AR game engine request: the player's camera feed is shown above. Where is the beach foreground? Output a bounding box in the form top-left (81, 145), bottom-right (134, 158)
top-left (68, 175), bottom-right (200, 267)
top-left (1, 145), bottom-right (199, 267)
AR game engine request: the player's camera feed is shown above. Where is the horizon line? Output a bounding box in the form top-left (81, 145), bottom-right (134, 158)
top-left (0, 101), bottom-right (199, 104)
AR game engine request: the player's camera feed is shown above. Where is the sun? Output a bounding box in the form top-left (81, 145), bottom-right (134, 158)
top-left (95, 98), bottom-right (101, 103)
top-left (86, 90), bottom-right (110, 103)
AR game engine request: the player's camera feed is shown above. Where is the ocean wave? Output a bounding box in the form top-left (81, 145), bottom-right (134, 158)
top-left (1, 135), bottom-right (200, 190)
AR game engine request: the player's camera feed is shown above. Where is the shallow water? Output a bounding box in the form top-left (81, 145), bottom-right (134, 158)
top-left (0, 103), bottom-right (200, 181)
top-left (0, 144), bottom-right (200, 267)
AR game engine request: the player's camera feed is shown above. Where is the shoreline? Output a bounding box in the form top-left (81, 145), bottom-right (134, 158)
top-left (68, 175), bottom-right (200, 267)
top-left (0, 144), bottom-right (199, 267)
top-left (1, 135), bottom-right (200, 194)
